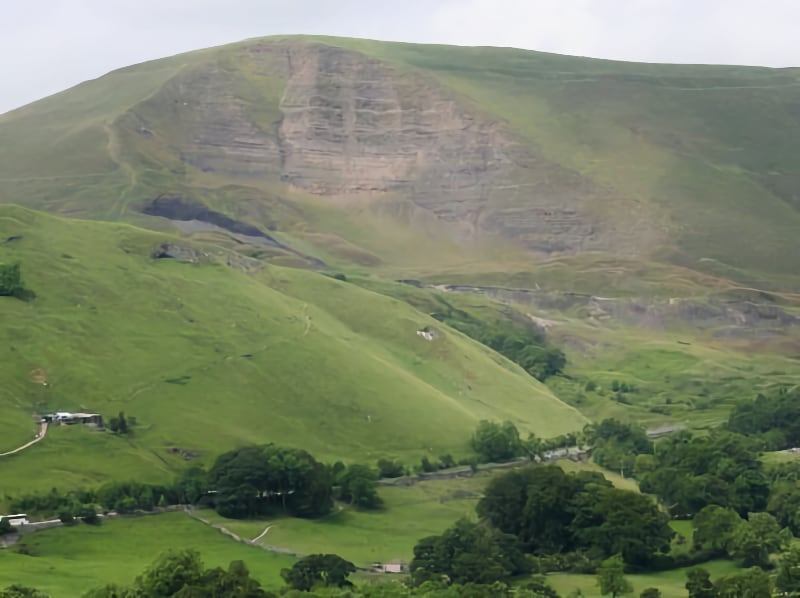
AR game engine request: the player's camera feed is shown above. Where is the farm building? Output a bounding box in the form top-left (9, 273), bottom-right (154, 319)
top-left (41, 412), bottom-right (103, 426)
top-left (372, 562), bottom-right (406, 574)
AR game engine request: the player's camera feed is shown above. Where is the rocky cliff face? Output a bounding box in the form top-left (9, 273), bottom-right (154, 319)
top-left (123, 40), bottom-right (657, 256)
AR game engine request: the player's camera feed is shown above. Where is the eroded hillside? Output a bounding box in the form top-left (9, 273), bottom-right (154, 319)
top-left (3, 37), bottom-right (799, 285)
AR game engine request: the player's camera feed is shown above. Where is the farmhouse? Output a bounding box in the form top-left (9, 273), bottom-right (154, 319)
top-left (0, 514), bottom-right (29, 526)
top-left (41, 412), bottom-right (103, 427)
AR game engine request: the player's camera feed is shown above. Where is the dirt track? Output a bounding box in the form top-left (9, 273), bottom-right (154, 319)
top-left (0, 422), bottom-right (47, 457)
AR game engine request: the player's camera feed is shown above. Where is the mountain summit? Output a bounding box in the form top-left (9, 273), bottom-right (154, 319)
top-left (2, 36), bottom-right (799, 287)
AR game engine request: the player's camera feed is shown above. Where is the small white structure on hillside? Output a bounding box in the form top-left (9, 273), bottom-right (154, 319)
top-left (0, 514), bottom-right (30, 526)
top-left (373, 562), bottom-right (406, 574)
top-left (417, 329), bottom-right (434, 341)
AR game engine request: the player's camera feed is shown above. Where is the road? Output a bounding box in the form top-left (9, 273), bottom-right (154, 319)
top-left (0, 422), bottom-right (47, 457)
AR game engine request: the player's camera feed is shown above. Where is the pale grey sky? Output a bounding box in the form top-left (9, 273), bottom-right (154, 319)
top-left (2, 0), bottom-right (799, 114)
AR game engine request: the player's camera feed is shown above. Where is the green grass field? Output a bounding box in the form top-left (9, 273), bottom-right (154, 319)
top-left (0, 205), bottom-right (585, 500)
top-left (196, 473), bottom-right (492, 567)
top-left (547, 559), bottom-right (741, 598)
top-left (0, 512), bottom-right (294, 597)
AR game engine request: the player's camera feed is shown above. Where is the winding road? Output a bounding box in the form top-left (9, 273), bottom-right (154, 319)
top-left (0, 422), bottom-right (47, 457)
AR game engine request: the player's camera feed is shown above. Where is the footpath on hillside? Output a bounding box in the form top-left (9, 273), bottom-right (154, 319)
top-left (0, 422), bottom-right (47, 457)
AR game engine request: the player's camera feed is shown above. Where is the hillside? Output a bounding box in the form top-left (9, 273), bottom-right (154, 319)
top-left (0, 205), bottom-right (583, 496)
top-left (1, 36), bottom-right (799, 290)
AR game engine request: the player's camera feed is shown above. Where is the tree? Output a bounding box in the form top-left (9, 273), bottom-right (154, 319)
top-left (209, 444), bottom-right (333, 519)
top-left (0, 263), bottom-right (24, 298)
top-left (471, 421), bottom-right (524, 462)
top-left (107, 412), bottom-right (129, 435)
top-left (82, 584), bottom-right (135, 597)
top-left (199, 560), bottom-right (269, 597)
top-left (587, 419), bottom-right (652, 477)
top-left (569, 486), bottom-right (674, 566)
top-left (596, 555), bottom-right (632, 598)
top-left (729, 512), bottom-right (788, 568)
top-left (409, 519), bottom-right (530, 587)
top-left (58, 511), bottom-right (75, 525)
top-left (84, 550), bottom-right (270, 597)
top-left (639, 589), bottom-right (661, 598)
top-left (522, 576), bottom-right (561, 598)
top-left (714, 567), bottom-right (772, 598)
top-left (281, 554), bottom-right (356, 591)
top-left (337, 464), bottom-right (382, 509)
top-left (692, 505), bottom-right (742, 553)
top-left (685, 568), bottom-right (717, 598)
top-left (776, 545), bottom-right (800, 597)
top-left (767, 482), bottom-right (800, 536)
top-left (78, 504), bottom-right (101, 526)
top-left (376, 459), bottom-right (405, 478)
top-left (134, 549), bottom-right (205, 596)
top-left (0, 519), bottom-right (12, 536)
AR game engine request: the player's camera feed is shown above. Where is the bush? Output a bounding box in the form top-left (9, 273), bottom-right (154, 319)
top-left (58, 511), bottom-right (76, 526)
top-left (0, 263), bottom-right (34, 301)
top-left (471, 421), bottom-right (524, 463)
top-left (376, 459), bottom-right (405, 478)
top-left (0, 519), bottom-right (12, 536)
top-left (78, 505), bottom-right (101, 525)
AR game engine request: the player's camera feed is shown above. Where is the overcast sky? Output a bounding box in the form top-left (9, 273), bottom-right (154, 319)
top-left (2, 0), bottom-right (799, 114)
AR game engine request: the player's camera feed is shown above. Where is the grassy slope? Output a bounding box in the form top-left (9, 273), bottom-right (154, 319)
top-left (0, 205), bottom-right (584, 499)
top-left (0, 512), bottom-right (293, 597)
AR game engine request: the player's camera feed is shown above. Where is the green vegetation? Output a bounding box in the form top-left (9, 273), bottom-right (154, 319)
top-left (638, 431), bottom-right (768, 517)
top-left (475, 466), bottom-right (673, 567)
top-left (0, 263), bottom-right (31, 300)
top-left (282, 554), bottom-right (356, 591)
top-left (198, 472), bottom-right (491, 566)
top-left (0, 513), bottom-right (294, 596)
top-left (0, 205), bottom-right (583, 501)
top-left (596, 555), bottom-right (633, 597)
top-left (209, 445), bottom-right (334, 519)
top-left (84, 549), bottom-right (270, 597)
top-left (409, 518), bottom-right (530, 586)
top-left (2, 36), bottom-right (800, 597)
top-left (726, 388), bottom-right (800, 450)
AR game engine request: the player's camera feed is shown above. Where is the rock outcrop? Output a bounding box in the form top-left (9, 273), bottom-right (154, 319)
top-left (123, 41), bottom-right (655, 257)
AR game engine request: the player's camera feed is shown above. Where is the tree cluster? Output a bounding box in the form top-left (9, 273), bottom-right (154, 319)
top-left (83, 549), bottom-right (270, 597)
top-left (106, 411), bottom-right (131, 435)
top-left (692, 506), bottom-right (791, 568)
top-left (685, 565), bottom-right (780, 598)
top-left (585, 419), bottom-right (652, 477)
top-left (281, 554), bottom-right (357, 591)
top-left (475, 465), bottom-right (674, 568)
top-left (410, 518), bottom-right (531, 586)
top-left (469, 420), bottom-right (563, 463)
top-left (10, 470), bottom-right (208, 520)
top-left (636, 431), bottom-right (769, 517)
top-left (209, 445), bottom-right (334, 519)
top-left (726, 388), bottom-right (800, 450)
top-left (334, 463), bottom-right (382, 509)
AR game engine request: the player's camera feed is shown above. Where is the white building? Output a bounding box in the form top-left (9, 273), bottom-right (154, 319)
top-left (0, 514), bottom-right (30, 526)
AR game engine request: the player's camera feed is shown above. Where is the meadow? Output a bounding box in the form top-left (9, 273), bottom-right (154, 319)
top-left (0, 512), bottom-right (294, 597)
top-left (0, 205), bottom-right (584, 500)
